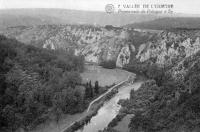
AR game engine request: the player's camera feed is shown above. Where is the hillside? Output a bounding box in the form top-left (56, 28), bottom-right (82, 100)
top-left (119, 48), bottom-right (200, 132)
top-left (127, 17), bottom-right (200, 30)
top-left (2, 25), bottom-right (200, 70)
top-left (99, 28), bottom-right (200, 132)
top-left (0, 35), bottom-right (85, 131)
top-left (0, 24), bottom-right (157, 68)
top-left (0, 9), bottom-right (159, 28)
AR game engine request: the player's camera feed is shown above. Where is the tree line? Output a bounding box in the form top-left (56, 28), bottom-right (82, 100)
top-left (85, 80), bottom-right (99, 99)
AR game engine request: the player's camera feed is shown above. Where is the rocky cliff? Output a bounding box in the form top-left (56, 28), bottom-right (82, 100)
top-left (137, 31), bottom-right (200, 67)
top-left (0, 25), bottom-right (138, 67)
top-left (1, 25), bottom-right (200, 70)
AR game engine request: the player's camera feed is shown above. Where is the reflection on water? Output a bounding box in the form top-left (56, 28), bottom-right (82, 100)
top-left (76, 81), bottom-right (142, 132)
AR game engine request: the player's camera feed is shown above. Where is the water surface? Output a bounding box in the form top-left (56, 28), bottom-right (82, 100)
top-left (76, 81), bottom-right (142, 132)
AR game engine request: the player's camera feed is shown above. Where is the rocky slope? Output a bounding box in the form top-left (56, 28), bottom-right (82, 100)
top-left (1, 25), bottom-right (200, 71)
top-left (0, 25), bottom-right (150, 67)
top-left (138, 30), bottom-right (200, 65)
top-left (100, 29), bottom-right (200, 132)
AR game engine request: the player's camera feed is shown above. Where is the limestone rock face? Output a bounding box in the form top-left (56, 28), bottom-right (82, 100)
top-left (2, 25), bottom-right (200, 71)
top-left (116, 45), bottom-right (131, 67)
top-left (137, 31), bottom-right (200, 67)
top-left (37, 26), bottom-right (128, 63)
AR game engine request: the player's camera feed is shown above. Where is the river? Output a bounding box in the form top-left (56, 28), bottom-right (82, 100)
top-left (75, 81), bottom-right (143, 132)
top-left (31, 65), bottom-right (141, 132)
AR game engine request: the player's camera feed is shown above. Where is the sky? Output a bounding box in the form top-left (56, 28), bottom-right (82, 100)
top-left (0, 0), bottom-right (200, 14)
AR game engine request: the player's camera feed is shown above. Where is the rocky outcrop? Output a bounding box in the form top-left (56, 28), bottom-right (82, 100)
top-left (2, 25), bottom-right (200, 70)
top-left (1, 25), bottom-right (134, 64)
top-left (137, 31), bottom-right (200, 67)
top-left (116, 45), bottom-right (131, 67)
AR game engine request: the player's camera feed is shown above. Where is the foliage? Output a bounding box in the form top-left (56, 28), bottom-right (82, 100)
top-left (128, 56), bottom-right (200, 132)
top-left (0, 35), bottom-right (85, 131)
top-left (100, 60), bottom-right (116, 69)
top-left (146, 64), bottom-right (165, 86)
top-left (84, 81), bottom-right (94, 99)
top-left (129, 112), bottom-right (154, 132)
top-left (124, 62), bottom-right (166, 86)
top-left (94, 81), bottom-right (99, 94)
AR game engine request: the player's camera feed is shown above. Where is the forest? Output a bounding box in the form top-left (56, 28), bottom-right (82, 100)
top-left (122, 57), bottom-right (200, 132)
top-left (0, 35), bottom-right (101, 131)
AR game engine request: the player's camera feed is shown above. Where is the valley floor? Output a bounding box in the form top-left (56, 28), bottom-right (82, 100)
top-left (30, 65), bottom-right (131, 132)
top-left (81, 65), bottom-right (130, 86)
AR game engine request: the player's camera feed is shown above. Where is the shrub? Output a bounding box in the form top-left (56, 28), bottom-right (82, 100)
top-left (100, 60), bottom-right (116, 69)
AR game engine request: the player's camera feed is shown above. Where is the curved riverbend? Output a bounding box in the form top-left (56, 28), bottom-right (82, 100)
top-left (75, 81), bottom-right (143, 132)
top-left (87, 76), bottom-right (130, 112)
top-left (31, 65), bottom-right (138, 132)
top-left (61, 78), bottom-right (130, 132)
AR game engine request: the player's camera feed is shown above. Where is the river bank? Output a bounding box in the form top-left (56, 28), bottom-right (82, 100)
top-left (73, 79), bottom-right (144, 132)
top-left (64, 85), bottom-right (124, 132)
top-left (63, 74), bottom-right (146, 132)
top-left (100, 75), bottom-right (147, 132)
top-left (63, 73), bottom-right (132, 132)
top-left (30, 65), bottom-right (132, 132)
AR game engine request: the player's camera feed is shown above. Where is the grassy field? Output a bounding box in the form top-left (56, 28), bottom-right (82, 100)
top-left (81, 65), bottom-right (130, 87)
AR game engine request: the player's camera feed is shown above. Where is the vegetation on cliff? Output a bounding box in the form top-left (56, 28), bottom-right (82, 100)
top-left (103, 45), bottom-right (200, 132)
top-left (126, 54), bottom-right (200, 132)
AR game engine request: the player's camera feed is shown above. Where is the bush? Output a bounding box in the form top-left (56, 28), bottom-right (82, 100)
top-left (129, 112), bottom-right (154, 132)
top-left (100, 60), bottom-right (116, 69)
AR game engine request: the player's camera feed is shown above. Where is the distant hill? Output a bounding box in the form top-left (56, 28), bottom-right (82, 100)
top-left (0, 9), bottom-right (160, 28)
top-left (126, 17), bottom-right (200, 30)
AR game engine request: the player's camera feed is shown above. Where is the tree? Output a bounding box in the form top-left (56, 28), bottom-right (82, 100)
top-left (2, 105), bottom-right (22, 131)
top-left (188, 73), bottom-right (200, 93)
top-left (85, 82), bottom-right (90, 99)
top-left (52, 92), bottom-right (63, 124)
top-left (130, 89), bottom-right (135, 99)
top-left (146, 64), bottom-right (165, 86)
top-left (100, 60), bottom-right (116, 69)
top-left (94, 81), bottom-right (99, 94)
top-left (129, 112), bottom-right (154, 132)
top-left (89, 81), bottom-right (93, 98)
top-left (62, 71), bottom-right (82, 88)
